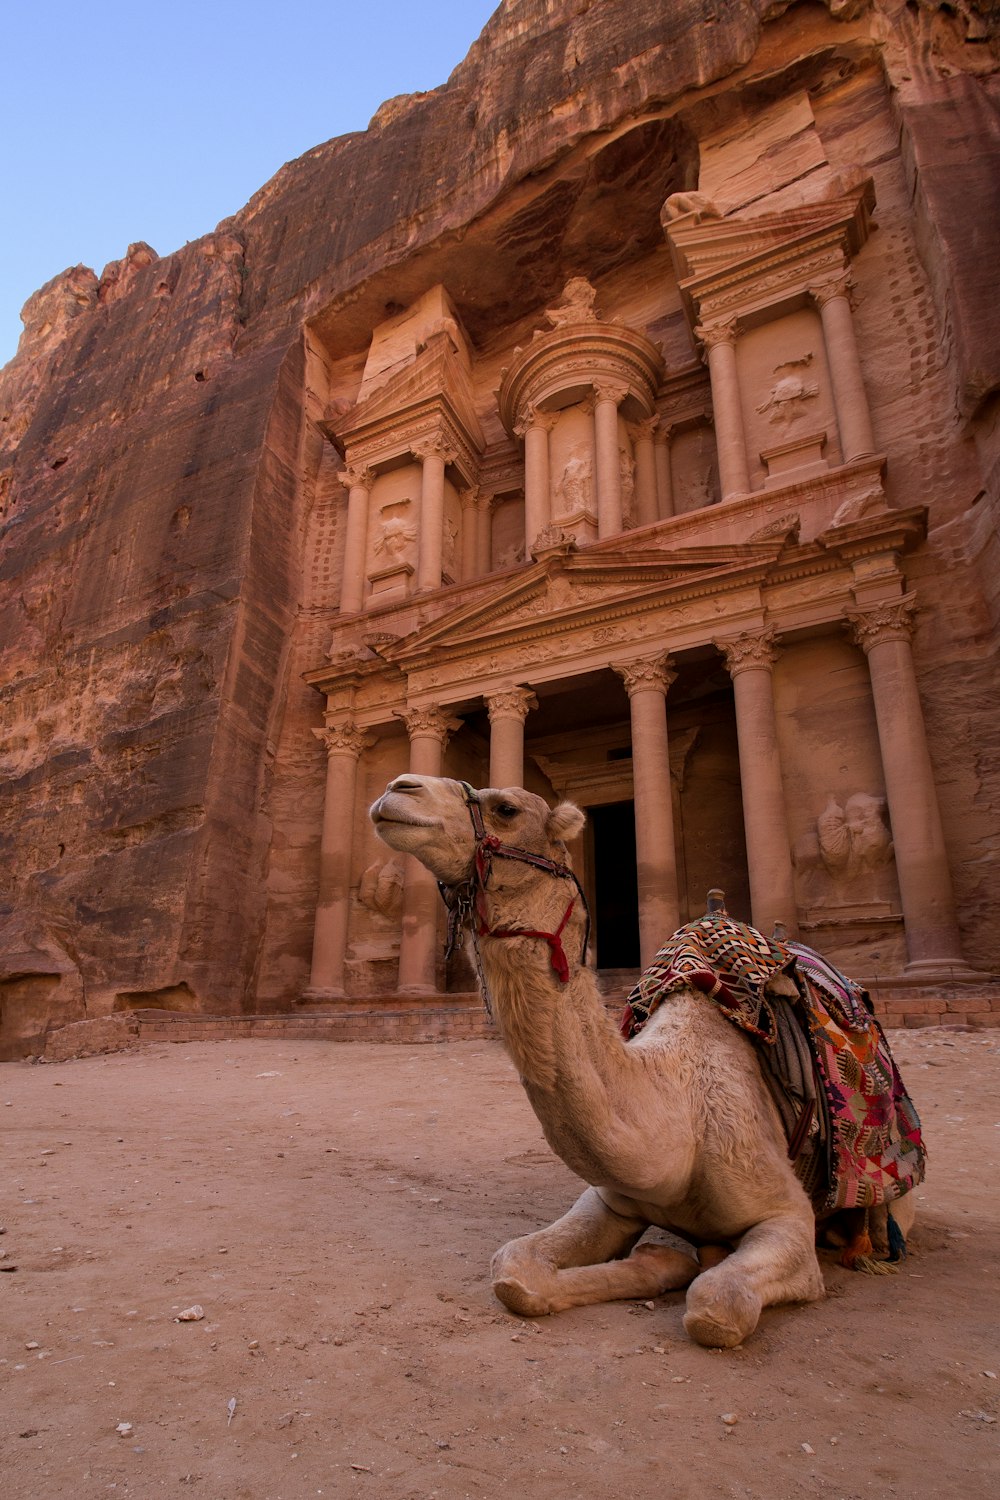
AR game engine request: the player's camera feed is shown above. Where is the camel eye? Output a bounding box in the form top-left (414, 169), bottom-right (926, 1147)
top-left (495, 802), bottom-right (519, 819)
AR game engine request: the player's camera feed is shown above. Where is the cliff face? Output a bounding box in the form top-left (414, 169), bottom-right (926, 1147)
top-left (1, 0), bottom-right (998, 1053)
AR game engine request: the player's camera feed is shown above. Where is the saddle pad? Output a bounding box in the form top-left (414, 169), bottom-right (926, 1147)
top-left (621, 916), bottom-right (926, 1213)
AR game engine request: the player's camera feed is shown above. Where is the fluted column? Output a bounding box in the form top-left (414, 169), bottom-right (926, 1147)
top-left (654, 425), bottom-right (674, 518)
top-left (338, 467), bottom-right (374, 615)
top-left (305, 720), bottom-right (371, 997)
top-left (394, 705), bottom-right (463, 993)
top-left (413, 439), bottom-right (453, 592)
top-left (811, 273), bottom-right (875, 462)
top-left (486, 686), bottom-right (538, 788)
top-left (613, 656), bottom-right (680, 966)
top-left (631, 418), bottom-right (659, 527)
top-left (697, 320), bottom-right (750, 501)
top-left (716, 631), bottom-right (797, 936)
top-left (517, 407), bottom-right (555, 558)
top-left (848, 598), bottom-right (965, 972)
top-left (593, 382), bottom-right (628, 539)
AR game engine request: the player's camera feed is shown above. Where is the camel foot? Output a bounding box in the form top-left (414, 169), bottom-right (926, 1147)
top-left (492, 1276), bottom-right (552, 1318)
top-left (683, 1279), bottom-right (762, 1349)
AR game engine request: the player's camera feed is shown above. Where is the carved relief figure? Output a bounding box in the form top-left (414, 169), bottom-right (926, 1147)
top-left (374, 512), bottom-right (417, 561)
top-left (755, 372), bottom-right (820, 426)
top-left (619, 448), bottom-right (636, 527)
top-left (544, 277), bottom-right (599, 328)
top-left (358, 857), bottom-right (405, 919)
top-left (818, 793), bottom-right (894, 879)
top-left (554, 454), bottom-right (593, 515)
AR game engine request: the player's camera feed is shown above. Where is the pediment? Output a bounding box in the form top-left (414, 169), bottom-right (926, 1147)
top-left (329, 329), bottom-right (484, 452)
top-left (384, 535), bottom-right (788, 667)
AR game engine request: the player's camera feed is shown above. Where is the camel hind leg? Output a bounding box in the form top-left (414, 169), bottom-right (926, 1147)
top-left (491, 1186), bottom-right (700, 1317)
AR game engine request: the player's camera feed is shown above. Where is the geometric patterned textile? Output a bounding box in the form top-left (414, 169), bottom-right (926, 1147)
top-left (620, 914), bottom-right (926, 1214)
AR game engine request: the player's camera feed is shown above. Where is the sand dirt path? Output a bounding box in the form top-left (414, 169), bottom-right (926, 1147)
top-left (2, 1029), bottom-right (998, 1499)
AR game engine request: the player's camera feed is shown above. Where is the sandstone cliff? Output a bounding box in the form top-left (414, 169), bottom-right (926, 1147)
top-left (1, 0), bottom-right (998, 1053)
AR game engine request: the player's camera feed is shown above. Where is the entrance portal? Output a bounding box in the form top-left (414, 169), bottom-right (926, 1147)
top-left (590, 801), bottom-right (641, 969)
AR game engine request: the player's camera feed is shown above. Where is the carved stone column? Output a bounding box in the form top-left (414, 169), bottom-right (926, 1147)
top-left (697, 320), bottom-right (750, 501)
top-left (631, 418), bottom-right (659, 527)
top-left (394, 705), bottom-right (463, 992)
top-left (613, 656), bottom-right (680, 966)
top-left (486, 686), bottom-right (538, 788)
top-left (339, 467), bottom-right (374, 615)
top-left (304, 720), bottom-right (371, 997)
top-left (654, 425), bottom-right (674, 518)
top-left (593, 382), bottom-right (627, 538)
top-left (414, 439), bottom-right (453, 592)
top-left (848, 598), bottom-right (965, 972)
top-left (716, 631), bottom-right (798, 936)
top-left (810, 273), bottom-right (876, 463)
top-left (517, 407), bottom-right (555, 557)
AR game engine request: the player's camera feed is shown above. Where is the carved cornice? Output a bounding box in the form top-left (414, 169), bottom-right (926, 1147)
top-left (394, 704), bottom-right (464, 744)
top-left (846, 594), bottom-right (918, 654)
top-left (486, 686), bottom-right (538, 723)
top-left (612, 654), bottom-right (677, 697)
top-left (313, 722), bottom-right (371, 759)
top-left (715, 629), bottom-right (780, 676)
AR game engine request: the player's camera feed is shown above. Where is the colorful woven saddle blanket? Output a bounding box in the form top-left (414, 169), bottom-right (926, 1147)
top-left (620, 913), bottom-right (926, 1214)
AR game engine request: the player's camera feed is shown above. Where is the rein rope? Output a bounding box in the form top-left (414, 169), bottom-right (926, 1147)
top-left (438, 782), bottom-right (590, 1016)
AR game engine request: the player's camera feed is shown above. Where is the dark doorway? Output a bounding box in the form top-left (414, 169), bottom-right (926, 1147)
top-left (590, 801), bottom-right (640, 968)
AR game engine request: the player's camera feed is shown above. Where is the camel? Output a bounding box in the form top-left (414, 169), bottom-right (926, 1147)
top-left (370, 774), bottom-right (915, 1348)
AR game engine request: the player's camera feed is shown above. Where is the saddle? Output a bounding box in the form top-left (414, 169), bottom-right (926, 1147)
top-left (620, 909), bottom-right (926, 1218)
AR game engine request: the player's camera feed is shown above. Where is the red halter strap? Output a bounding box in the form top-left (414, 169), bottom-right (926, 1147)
top-left (437, 783), bottom-right (590, 985)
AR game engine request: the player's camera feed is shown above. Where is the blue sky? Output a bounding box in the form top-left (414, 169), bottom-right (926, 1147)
top-left (0, 1), bottom-right (499, 369)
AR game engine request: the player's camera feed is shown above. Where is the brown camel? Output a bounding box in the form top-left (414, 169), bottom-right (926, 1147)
top-left (370, 774), bottom-right (912, 1348)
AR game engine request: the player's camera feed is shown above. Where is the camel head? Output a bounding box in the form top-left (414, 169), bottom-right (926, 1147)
top-left (369, 775), bottom-right (585, 887)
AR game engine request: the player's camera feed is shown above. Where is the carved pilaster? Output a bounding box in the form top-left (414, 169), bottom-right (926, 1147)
top-left (613, 655), bottom-right (677, 697)
top-left (715, 630), bottom-right (781, 677)
top-left (847, 595), bottom-right (918, 654)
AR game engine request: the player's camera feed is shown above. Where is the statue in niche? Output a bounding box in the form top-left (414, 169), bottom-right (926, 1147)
top-left (555, 454), bottom-right (593, 514)
top-left (818, 793), bottom-right (894, 880)
top-left (681, 465), bottom-right (715, 511)
top-left (374, 513), bottom-right (417, 561)
top-left (544, 277), bottom-right (599, 328)
top-left (493, 537), bottom-right (526, 570)
top-left (619, 448), bottom-right (636, 527)
top-left (359, 857), bottom-right (405, 919)
top-left (443, 515), bottom-right (459, 572)
top-left (755, 372), bottom-right (820, 426)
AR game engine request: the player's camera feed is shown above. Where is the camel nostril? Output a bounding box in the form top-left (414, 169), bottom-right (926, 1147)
top-left (389, 776), bottom-right (422, 794)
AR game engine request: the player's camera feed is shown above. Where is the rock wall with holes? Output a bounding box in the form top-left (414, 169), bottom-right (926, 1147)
top-left (1, 0), bottom-right (999, 1051)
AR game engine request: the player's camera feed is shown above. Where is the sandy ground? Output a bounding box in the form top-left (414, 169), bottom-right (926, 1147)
top-left (1, 1028), bottom-right (998, 1500)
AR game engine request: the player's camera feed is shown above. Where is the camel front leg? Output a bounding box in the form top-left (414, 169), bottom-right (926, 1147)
top-left (492, 1186), bottom-right (700, 1317)
top-left (683, 1211), bottom-right (825, 1349)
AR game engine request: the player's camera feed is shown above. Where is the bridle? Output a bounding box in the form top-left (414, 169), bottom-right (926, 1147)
top-left (437, 782), bottom-right (591, 1014)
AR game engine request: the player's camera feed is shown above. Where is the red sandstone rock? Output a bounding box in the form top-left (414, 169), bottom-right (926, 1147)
top-left (1, 1), bottom-right (998, 1056)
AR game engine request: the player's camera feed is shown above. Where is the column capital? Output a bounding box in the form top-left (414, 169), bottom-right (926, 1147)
top-left (313, 721), bottom-right (371, 758)
top-left (486, 685), bottom-right (538, 723)
top-left (628, 416), bottom-right (659, 443)
top-left (808, 270), bottom-right (853, 309)
top-left (339, 465), bottom-right (375, 492)
top-left (412, 435), bottom-right (457, 465)
top-left (459, 485), bottom-right (481, 511)
top-left (715, 629), bottom-right (781, 677)
top-left (847, 594), bottom-right (918, 654)
top-left (696, 318), bottom-right (739, 351)
top-left (514, 405), bottom-right (558, 440)
top-left (593, 380), bottom-right (629, 407)
top-left (394, 704), bottom-right (464, 744)
top-left (613, 654), bottom-right (677, 697)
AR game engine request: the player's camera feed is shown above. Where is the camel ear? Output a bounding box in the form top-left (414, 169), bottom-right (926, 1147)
top-left (547, 801), bottom-right (585, 844)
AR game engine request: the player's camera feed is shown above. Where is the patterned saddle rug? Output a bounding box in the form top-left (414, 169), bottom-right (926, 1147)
top-left (620, 911), bottom-right (926, 1217)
